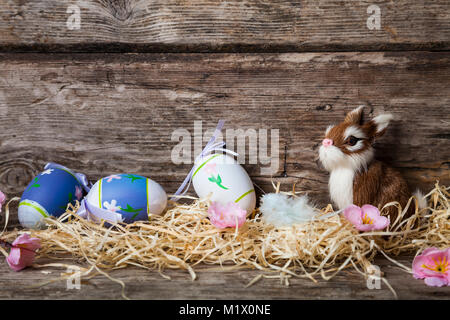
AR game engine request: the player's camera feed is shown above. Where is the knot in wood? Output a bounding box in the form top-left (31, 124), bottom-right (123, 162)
top-left (104, 0), bottom-right (133, 22)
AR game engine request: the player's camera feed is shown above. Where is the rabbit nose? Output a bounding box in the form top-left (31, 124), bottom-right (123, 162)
top-left (322, 139), bottom-right (333, 147)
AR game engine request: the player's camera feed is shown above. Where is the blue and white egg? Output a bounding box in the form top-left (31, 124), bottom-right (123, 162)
top-left (85, 174), bottom-right (167, 224)
top-left (18, 167), bottom-right (84, 229)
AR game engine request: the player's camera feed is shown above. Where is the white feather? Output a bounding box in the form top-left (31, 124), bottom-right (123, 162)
top-left (413, 189), bottom-right (427, 209)
top-left (260, 193), bottom-right (317, 227)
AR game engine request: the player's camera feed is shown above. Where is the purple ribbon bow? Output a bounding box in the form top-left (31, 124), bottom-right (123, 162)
top-left (77, 198), bottom-right (124, 224)
top-left (170, 119), bottom-right (238, 201)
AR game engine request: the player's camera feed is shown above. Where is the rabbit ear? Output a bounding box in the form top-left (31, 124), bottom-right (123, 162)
top-left (344, 106), bottom-right (364, 124)
top-left (366, 114), bottom-right (394, 139)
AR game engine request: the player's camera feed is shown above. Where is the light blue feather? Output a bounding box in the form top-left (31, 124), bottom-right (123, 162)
top-left (260, 193), bottom-right (317, 227)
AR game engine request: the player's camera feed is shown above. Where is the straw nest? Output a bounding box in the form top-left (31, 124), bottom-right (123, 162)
top-left (2, 182), bottom-right (449, 298)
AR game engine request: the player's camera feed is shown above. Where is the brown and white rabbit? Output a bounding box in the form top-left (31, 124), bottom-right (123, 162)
top-left (319, 106), bottom-right (425, 221)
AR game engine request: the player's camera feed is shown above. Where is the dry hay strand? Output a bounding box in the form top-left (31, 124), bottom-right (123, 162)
top-left (2, 182), bottom-right (449, 297)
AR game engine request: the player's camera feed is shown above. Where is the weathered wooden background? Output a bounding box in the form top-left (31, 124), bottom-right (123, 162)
top-left (0, 257), bottom-right (448, 300)
top-left (0, 52), bottom-right (449, 209)
top-left (0, 0), bottom-right (449, 299)
top-left (1, 0), bottom-right (449, 52)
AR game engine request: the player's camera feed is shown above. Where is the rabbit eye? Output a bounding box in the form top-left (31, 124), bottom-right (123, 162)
top-left (347, 136), bottom-right (359, 146)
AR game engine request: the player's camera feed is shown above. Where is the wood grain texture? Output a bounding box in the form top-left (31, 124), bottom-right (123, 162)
top-left (0, 256), bottom-right (449, 299)
top-left (0, 51), bottom-right (448, 229)
top-left (0, 0), bottom-right (449, 52)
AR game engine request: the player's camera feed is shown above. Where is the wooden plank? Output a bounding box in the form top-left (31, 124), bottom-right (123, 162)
top-left (0, 256), bottom-right (449, 299)
top-left (0, 52), bottom-right (449, 226)
top-left (0, 0), bottom-right (449, 52)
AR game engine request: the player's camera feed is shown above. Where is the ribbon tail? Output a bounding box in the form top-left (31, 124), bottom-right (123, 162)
top-left (212, 148), bottom-right (239, 157)
top-left (80, 199), bottom-right (124, 224)
top-left (75, 172), bottom-right (91, 193)
top-left (209, 119), bottom-right (225, 144)
top-left (171, 120), bottom-right (227, 202)
top-left (170, 166), bottom-right (195, 201)
top-left (77, 199), bottom-right (88, 219)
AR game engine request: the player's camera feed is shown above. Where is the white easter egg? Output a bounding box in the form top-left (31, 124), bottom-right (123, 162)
top-left (192, 153), bottom-right (256, 213)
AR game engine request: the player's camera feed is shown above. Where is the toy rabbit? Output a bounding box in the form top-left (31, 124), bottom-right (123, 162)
top-left (319, 106), bottom-right (425, 221)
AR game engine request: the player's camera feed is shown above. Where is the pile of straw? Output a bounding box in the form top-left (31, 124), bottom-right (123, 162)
top-left (2, 182), bottom-right (449, 298)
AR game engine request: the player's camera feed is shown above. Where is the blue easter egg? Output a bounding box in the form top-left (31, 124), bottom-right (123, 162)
top-left (18, 167), bottom-right (84, 229)
top-left (86, 174), bottom-right (167, 224)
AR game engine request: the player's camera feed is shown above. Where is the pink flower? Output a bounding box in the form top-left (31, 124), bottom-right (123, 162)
top-left (412, 247), bottom-right (450, 287)
top-left (106, 175), bottom-right (121, 183)
top-left (0, 190), bottom-right (5, 212)
top-left (343, 204), bottom-right (389, 232)
top-left (208, 201), bottom-right (247, 229)
top-left (204, 163), bottom-right (217, 175)
top-left (0, 191), bottom-right (6, 203)
top-left (6, 234), bottom-right (41, 272)
top-left (75, 186), bottom-right (83, 200)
